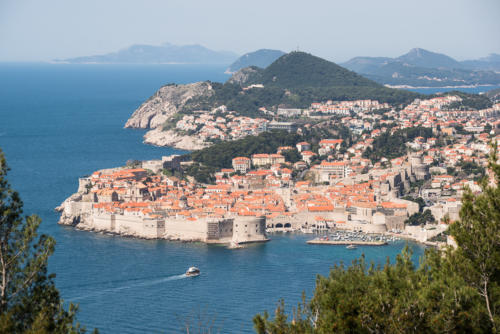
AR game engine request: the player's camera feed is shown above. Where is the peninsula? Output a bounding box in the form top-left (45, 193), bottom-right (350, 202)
top-left (59, 51), bottom-right (499, 247)
top-left (59, 90), bottom-right (499, 245)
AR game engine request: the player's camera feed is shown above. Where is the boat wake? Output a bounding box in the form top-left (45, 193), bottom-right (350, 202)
top-left (69, 274), bottom-right (187, 301)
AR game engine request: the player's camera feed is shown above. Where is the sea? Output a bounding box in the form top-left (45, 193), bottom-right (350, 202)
top-left (2, 63), bottom-right (490, 333)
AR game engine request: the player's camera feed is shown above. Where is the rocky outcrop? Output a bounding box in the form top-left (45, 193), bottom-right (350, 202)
top-left (124, 82), bottom-right (214, 129)
top-left (56, 193), bottom-right (92, 228)
top-left (226, 66), bottom-right (263, 85)
top-left (143, 128), bottom-right (209, 150)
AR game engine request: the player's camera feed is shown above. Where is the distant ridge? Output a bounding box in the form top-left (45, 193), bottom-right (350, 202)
top-left (342, 48), bottom-right (500, 87)
top-left (396, 48), bottom-right (461, 69)
top-left (226, 49), bottom-right (285, 73)
top-left (55, 43), bottom-right (239, 65)
top-left (462, 53), bottom-right (500, 71)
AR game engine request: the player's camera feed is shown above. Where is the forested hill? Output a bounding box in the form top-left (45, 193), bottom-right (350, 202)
top-left (246, 51), bottom-right (382, 88)
top-left (181, 52), bottom-right (420, 115)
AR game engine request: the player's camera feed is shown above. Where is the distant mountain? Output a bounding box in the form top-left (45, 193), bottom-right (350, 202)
top-left (245, 52), bottom-right (380, 89)
top-left (335, 57), bottom-right (392, 76)
top-left (226, 49), bottom-right (285, 73)
top-left (341, 48), bottom-right (500, 87)
top-left (56, 43), bottom-right (239, 65)
top-left (462, 54), bottom-right (500, 72)
top-left (396, 48), bottom-right (462, 69)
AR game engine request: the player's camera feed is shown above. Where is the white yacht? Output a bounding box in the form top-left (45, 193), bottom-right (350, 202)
top-left (185, 266), bottom-right (200, 277)
top-left (346, 244), bottom-right (357, 250)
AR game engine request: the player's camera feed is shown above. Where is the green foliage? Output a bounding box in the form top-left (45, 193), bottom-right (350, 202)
top-left (162, 112), bottom-right (186, 131)
top-left (183, 163), bottom-right (217, 184)
top-left (402, 196), bottom-right (426, 212)
top-left (405, 209), bottom-right (435, 226)
top-left (447, 161), bottom-right (486, 181)
top-left (303, 123), bottom-right (353, 149)
top-left (362, 126), bottom-right (433, 162)
top-left (458, 161), bottom-right (486, 179)
top-left (181, 53), bottom-right (420, 116)
top-left (448, 144), bottom-right (500, 330)
top-left (189, 131), bottom-right (301, 169)
top-left (0, 149), bottom-right (95, 333)
top-left (253, 143), bottom-right (500, 334)
top-left (185, 127), bottom-right (352, 181)
top-left (441, 91), bottom-right (493, 110)
top-left (254, 51), bottom-right (381, 89)
top-left (281, 149), bottom-right (301, 164)
top-left (254, 247), bottom-right (487, 333)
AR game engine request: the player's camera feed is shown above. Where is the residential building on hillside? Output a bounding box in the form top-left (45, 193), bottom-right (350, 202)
top-left (232, 157), bottom-right (251, 173)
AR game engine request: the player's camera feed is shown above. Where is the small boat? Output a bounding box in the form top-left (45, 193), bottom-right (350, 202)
top-left (185, 266), bottom-right (200, 277)
top-left (346, 244), bottom-right (357, 250)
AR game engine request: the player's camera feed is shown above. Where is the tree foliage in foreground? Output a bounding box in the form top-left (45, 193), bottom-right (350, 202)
top-left (0, 149), bottom-right (95, 333)
top-left (254, 146), bottom-right (500, 333)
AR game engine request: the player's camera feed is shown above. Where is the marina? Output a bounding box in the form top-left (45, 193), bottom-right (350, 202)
top-left (307, 230), bottom-right (399, 246)
top-left (307, 239), bottom-right (387, 246)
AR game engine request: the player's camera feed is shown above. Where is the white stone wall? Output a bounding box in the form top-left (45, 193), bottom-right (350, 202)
top-left (164, 218), bottom-right (208, 241)
top-left (233, 216), bottom-right (267, 243)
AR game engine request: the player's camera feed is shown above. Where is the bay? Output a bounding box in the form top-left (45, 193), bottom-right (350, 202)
top-left (0, 63), bottom-right (428, 333)
top-left (406, 84), bottom-right (500, 95)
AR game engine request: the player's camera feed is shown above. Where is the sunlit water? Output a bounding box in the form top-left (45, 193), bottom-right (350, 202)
top-left (0, 63), bottom-right (443, 333)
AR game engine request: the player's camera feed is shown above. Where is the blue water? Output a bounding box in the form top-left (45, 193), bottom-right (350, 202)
top-left (0, 63), bottom-right (426, 333)
top-left (407, 85), bottom-right (500, 95)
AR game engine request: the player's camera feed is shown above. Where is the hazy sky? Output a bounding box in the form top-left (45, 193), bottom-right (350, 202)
top-left (1, 0), bottom-right (499, 62)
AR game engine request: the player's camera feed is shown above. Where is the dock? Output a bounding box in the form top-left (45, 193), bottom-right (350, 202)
top-left (307, 239), bottom-right (387, 246)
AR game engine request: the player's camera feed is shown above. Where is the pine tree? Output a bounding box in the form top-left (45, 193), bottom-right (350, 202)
top-left (0, 149), bottom-right (94, 333)
top-left (253, 144), bottom-right (500, 334)
top-left (449, 144), bottom-right (500, 331)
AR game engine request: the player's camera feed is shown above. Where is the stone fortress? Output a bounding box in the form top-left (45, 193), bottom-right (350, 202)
top-left (57, 162), bottom-right (268, 244)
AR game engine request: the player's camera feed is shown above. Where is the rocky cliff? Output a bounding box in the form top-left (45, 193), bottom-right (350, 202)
top-left (125, 81), bottom-right (214, 129)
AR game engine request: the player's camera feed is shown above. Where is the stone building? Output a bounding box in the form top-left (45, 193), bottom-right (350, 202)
top-left (232, 157), bottom-right (251, 173)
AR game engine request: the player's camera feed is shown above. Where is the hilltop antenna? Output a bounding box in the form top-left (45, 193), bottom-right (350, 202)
top-left (296, 45), bottom-right (300, 52)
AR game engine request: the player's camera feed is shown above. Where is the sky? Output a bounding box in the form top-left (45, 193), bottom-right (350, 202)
top-left (1, 0), bottom-right (499, 63)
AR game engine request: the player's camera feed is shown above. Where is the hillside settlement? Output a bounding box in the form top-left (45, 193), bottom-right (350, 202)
top-left (58, 94), bottom-right (500, 247)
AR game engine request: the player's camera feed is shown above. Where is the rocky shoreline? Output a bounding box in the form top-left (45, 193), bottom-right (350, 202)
top-left (123, 81), bottom-right (215, 149)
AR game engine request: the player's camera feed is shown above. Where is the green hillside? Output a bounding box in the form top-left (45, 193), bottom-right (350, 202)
top-left (254, 51), bottom-right (381, 88)
top-left (181, 52), bottom-right (420, 116)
